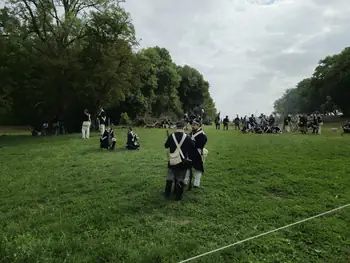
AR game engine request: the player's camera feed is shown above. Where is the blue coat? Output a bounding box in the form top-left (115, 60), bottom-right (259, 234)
top-left (189, 128), bottom-right (207, 172)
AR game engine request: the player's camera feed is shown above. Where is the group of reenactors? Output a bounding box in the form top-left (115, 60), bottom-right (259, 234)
top-left (79, 108), bottom-right (348, 204)
top-left (80, 108), bottom-right (140, 150)
top-left (216, 113), bottom-right (281, 134)
top-left (293, 114), bottom-right (323, 134)
top-left (87, 108), bottom-right (208, 201)
top-left (164, 119), bottom-right (208, 201)
top-left (214, 112), bottom-right (328, 135)
top-left (31, 106), bottom-right (348, 205)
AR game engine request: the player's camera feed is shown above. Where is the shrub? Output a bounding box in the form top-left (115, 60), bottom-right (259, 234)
top-left (119, 112), bottom-right (131, 125)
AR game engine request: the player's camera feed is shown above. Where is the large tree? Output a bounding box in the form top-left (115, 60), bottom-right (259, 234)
top-left (0, 0), bottom-right (137, 129)
top-left (177, 65), bottom-right (216, 120)
top-left (273, 46), bottom-right (349, 116)
top-left (0, 1), bottom-right (218, 128)
top-left (312, 48), bottom-right (350, 115)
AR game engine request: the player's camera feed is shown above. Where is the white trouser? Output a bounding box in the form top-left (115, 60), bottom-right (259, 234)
top-left (184, 170), bottom-right (190, 185)
top-left (99, 124), bottom-right (105, 135)
top-left (82, 122), bottom-right (91, 139)
top-left (193, 170), bottom-right (201, 187)
top-left (285, 125), bottom-right (290, 132)
top-left (318, 125), bottom-right (321, 134)
top-left (184, 169), bottom-right (202, 187)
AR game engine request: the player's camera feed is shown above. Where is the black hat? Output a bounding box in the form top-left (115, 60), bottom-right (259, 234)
top-left (176, 121), bottom-right (185, 128)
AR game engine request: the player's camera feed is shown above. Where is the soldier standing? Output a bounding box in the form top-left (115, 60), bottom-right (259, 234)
top-left (82, 109), bottom-right (91, 139)
top-left (299, 115), bottom-right (308, 134)
top-left (164, 121), bottom-right (195, 200)
top-left (215, 113), bottom-right (220, 130)
top-left (284, 114), bottom-right (292, 133)
top-left (249, 114), bottom-right (256, 131)
top-left (234, 115), bottom-right (240, 130)
top-left (223, 115), bottom-right (229, 130)
top-left (185, 119), bottom-right (208, 188)
top-left (98, 108), bottom-right (107, 135)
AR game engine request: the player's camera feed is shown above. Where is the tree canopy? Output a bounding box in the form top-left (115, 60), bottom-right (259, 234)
top-left (273, 47), bottom-right (350, 116)
top-left (0, 0), bottom-right (217, 130)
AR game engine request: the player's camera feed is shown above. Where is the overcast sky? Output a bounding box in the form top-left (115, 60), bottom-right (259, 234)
top-left (122, 0), bottom-right (350, 117)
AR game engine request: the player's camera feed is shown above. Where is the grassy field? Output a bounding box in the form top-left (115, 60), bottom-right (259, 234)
top-left (0, 125), bottom-right (350, 263)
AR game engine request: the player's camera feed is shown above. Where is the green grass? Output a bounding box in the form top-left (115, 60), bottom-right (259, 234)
top-left (0, 125), bottom-right (350, 263)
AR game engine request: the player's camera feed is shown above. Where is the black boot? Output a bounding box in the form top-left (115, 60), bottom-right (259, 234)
top-left (173, 179), bottom-right (177, 195)
top-left (164, 180), bottom-right (173, 200)
top-left (175, 182), bottom-right (184, 201)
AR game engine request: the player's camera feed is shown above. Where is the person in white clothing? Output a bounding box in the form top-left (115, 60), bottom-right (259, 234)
top-left (98, 108), bottom-right (107, 135)
top-left (82, 109), bottom-right (91, 139)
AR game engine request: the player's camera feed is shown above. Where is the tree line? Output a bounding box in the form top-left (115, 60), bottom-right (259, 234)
top-left (273, 46), bottom-right (350, 117)
top-left (0, 0), bottom-right (217, 131)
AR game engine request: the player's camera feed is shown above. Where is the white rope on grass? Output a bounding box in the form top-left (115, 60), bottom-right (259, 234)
top-left (179, 203), bottom-right (350, 263)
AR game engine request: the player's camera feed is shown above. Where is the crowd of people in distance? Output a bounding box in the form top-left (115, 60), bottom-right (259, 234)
top-left (213, 112), bottom-right (339, 135)
top-left (216, 113), bottom-right (282, 134)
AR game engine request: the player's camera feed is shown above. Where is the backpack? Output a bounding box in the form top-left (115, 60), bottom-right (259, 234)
top-left (168, 133), bottom-right (187, 166)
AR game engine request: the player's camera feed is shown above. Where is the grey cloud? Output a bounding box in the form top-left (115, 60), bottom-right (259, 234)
top-left (300, 26), bottom-right (350, 55)
top-left (260, 24), bottom-right (350, 77)
top-left (264, 8), bottom-right (324, 36)
top-left (123, 0), bottom-right (350, 116)
top-left (247, 0), bottom-right (277, 5)
top-left (245, 33), bottom-right (300, 59)
top-left (311, 0), bottom-right (350, 6)
top-left (261, 51), bottom-right (321, 76)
